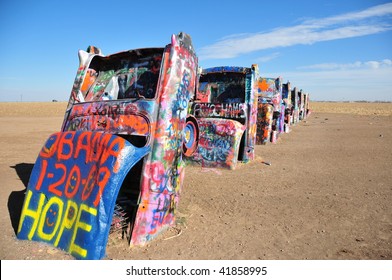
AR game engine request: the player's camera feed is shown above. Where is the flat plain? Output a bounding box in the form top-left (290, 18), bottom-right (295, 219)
top-left (0, 101), bottom-right (391, 260)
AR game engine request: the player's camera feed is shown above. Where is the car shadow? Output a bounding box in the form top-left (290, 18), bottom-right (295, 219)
top-left (8, 163), bottom-right (34, 234)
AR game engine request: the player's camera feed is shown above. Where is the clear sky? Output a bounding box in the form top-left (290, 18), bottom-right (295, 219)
top-left (1, 0), bottom-right (391, 102)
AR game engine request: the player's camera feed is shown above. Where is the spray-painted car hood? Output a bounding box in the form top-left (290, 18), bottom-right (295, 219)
top-left (17, 131), bottom-right (150, 259)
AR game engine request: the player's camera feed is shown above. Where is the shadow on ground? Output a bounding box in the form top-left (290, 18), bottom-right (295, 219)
top-left (8, 163), bottom-right (34, 234)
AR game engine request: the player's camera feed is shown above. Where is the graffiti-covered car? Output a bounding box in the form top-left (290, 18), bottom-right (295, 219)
top-left (303, 92), bottom-right (310, 119)
top-left (291, 86), bottom-right (300, 124)
top-left (256, 77), bottom-right (284, 144)
top-left (17, 32), bottom-right (198, 259)
top-left (282, 81), bottom-right (292, 133)
top-left (187, 65), bottom-right (259, 169)
top-left (298, 90), bottom-right (310, 120)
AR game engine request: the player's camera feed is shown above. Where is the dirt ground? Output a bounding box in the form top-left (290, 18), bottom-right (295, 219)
top-left (0, 102), bottom-right (391, 260)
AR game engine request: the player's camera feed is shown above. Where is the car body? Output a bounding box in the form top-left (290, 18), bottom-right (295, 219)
top-left (187, 65), bottom-right (259, 169)
top-left (291, 86), bottom-right (300, 124)
top-left (256, 77), bottom-right (284, 144)
top-left (17, 32), bottom-right (198, 259)
top-left (282, 82), bottom-right (292, 133)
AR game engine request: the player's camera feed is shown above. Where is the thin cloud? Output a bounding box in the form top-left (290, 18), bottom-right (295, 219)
top-left (256, 52), bottom-right (281, 63)
top-left (199, 3), bottom-right (392, 60)
top-left (264, 60), bottom-right (392, 101)
top-left (304, 2), bottom-right (392, 26)
top-left (298, 59), bottom-right (392, 70)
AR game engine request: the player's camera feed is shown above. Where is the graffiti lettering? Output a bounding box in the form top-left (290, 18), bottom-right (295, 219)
top-left (36, 132), bottom-right (123, 206)
top-left (193, 103), bottom-right (246, 119)
top-left (18, 189), bottom-right (97, 258)
top-left (151, 194), bottom-right (176, 230)
top-left (199, 136), bottom-right (233, 162)
top-left (170, 70), bottom-right (191, 120)
top-left (67, 114), bottom-right (150, 136)
top-left (17, 131), bottom-right (151, 259)
top-left (190, 119), bottom-right (245, 169)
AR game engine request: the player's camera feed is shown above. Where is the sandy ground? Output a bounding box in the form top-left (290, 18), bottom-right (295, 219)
top-left (0, 102), bottom-right (391, 260)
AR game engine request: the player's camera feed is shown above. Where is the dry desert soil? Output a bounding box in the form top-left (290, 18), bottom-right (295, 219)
top-left (0, 102), bottom-right (391, 260)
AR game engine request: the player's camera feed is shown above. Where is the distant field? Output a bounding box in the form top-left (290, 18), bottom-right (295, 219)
top-left (0, 102), bottom-right (68, 117)
top-left (0, 101), bottom-right (391, 117)
top-left (310, 102), bottom-right (392, 116)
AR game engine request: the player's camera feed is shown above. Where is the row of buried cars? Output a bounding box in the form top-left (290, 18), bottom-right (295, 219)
top-left (189, 65), bottom-right (310, 170)
top-left (16, 33), bottom-right (310, 259)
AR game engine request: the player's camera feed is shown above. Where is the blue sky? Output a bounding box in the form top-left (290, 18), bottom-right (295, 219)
top-left (1, 0), bottom-right (391, 102)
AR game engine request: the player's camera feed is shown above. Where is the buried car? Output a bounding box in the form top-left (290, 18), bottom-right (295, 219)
top-left (187, 65), bottom-right (259, 169)
top-left (256, 76), bottom-right (284, 144)
top-left (282, 81), bottom-right (292, 133)
top-left (17, 32), bottom-right (199, 259)
top-left (291, 86), bottom-right (300, 124)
